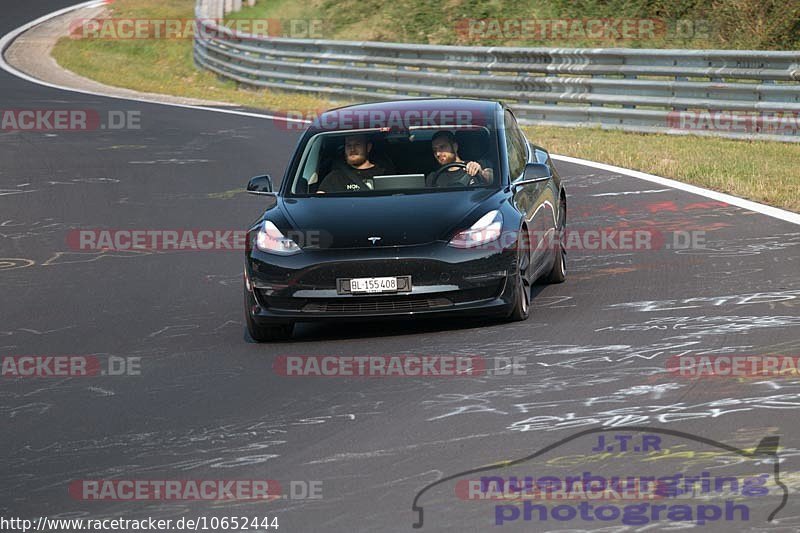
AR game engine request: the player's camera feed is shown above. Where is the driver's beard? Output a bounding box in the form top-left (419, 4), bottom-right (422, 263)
top-left (438, 154), bottom-right (456, 166)
top-left (347, 154), bottom-right (367, 167)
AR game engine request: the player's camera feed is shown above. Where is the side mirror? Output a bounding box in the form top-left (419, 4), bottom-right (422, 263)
top-left (522, 163), bottom-right (552, 181)
top-left (512, 163), bottom-right (552, 191)
top-left (247, 175), bottom-right (276, 196)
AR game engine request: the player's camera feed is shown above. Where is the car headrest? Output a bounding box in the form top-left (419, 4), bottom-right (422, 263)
top-left (455, 130), bottom-right (489, 161)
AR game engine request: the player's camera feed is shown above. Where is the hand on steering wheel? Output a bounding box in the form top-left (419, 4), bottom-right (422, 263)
top-left (430, 162), bottom-right (470, 187)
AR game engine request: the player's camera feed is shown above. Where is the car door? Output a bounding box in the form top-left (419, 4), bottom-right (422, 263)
top-left (506, 110), bottom-right (554, 277)
top-left (532, 146), bottom-right (560, 262)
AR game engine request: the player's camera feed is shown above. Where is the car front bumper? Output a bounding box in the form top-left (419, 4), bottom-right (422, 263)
top-left (245, 241), bottom-right (518, 324)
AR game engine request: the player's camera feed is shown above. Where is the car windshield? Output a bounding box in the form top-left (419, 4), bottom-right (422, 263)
top-left (286, 126), bottom-right (501, 196)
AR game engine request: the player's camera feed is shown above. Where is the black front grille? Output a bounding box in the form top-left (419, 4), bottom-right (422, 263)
top-left (258, 281), bottom-right (502, 314)
top-left (302, 297), bottom-right (452, 314)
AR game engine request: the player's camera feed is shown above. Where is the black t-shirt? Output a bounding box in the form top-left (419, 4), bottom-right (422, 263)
top-left (318, 163), bottom-right (390, 192)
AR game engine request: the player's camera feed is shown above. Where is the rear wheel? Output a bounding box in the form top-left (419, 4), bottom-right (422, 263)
top-left (507, 233), bottom-right (531, 322)
top-left (244, 285), bottom-right (294, 342)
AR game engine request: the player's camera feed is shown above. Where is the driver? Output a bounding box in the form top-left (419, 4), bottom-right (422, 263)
top-left (318, 134), bottom-right (394, 193)
top-left (426, 130), bottom-right (493, 187)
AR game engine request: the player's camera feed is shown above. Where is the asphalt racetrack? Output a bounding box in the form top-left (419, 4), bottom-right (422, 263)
top-left (2, 2), bottom-right (800, 532)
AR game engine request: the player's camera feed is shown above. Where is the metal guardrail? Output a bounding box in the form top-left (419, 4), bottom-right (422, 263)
top-left (194, 0), bottom-right (800, 142)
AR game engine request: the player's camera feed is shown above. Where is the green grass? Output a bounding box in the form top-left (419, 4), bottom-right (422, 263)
top-left (51, 0), bottom-right (800, 212)
top-left (52, 0), bottom-right (344, 113)
top-left (228, 0), bottom-right (800, 49)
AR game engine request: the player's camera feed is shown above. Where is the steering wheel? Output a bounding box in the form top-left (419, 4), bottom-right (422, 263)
top-left (430, 162), bottom-right (471, 187)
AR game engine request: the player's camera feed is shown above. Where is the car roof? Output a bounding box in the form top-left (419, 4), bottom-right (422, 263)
top-left (307, 98), bottom-right (502, 134)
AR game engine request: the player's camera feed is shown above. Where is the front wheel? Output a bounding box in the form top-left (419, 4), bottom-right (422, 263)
top-left (244, 285), bottom-right (294, 342)
top-left (544, 207), bottom-right (566, 284)
top-left (507, 236), bottom-right (531, 322)
top-left (544, 241), bottom-right (566, 284)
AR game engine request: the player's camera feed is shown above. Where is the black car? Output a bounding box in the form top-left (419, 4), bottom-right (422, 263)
top-left (243, 99), bottom-right (566, 341)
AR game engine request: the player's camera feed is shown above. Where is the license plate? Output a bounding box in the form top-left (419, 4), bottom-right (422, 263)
top-left (350, 277), bottom-right (399, 294)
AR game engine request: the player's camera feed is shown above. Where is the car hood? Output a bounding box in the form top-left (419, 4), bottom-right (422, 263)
top-left (279, 190), bottom-right (500, 249)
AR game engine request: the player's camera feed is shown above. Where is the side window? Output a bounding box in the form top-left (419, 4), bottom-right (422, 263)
top-left (504, 111), bottom-right (527, 179)
top-left (296, 135), bottom-right (323, 193)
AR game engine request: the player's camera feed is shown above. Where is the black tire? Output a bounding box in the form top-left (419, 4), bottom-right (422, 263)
top-left (544, 206), bottom-right (567, 284)
top-left (544, 240), bottom-right (566, 284)
top-left (244, 285), bottom-right (294, 342)
top-left (507, 233), bottom-right (531, 322)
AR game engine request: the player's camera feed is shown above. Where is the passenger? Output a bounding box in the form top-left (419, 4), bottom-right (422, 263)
top-left (318, 134), bottom-right (393, 193)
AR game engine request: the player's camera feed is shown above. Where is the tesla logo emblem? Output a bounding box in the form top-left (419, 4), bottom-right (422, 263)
top-left (368, 236), bottom-right (381, 245)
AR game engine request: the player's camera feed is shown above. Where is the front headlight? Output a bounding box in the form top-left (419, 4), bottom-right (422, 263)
top-left (448, 210), bottom-right (503, 248)
top-left (256, 221), bottom-right (301, 255)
